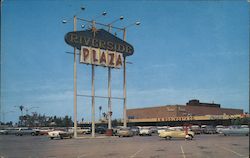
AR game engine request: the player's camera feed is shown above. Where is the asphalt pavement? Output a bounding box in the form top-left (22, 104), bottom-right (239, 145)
top-left (0, 134), bottom-right (249, 158)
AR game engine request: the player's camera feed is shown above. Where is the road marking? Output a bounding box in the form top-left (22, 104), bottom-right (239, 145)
top-left (129, 147), bottom-right (144, 158)
top-left (180, 145), bottom-right (186, 158)
top-left (217, 145), bottom-right (245, 157)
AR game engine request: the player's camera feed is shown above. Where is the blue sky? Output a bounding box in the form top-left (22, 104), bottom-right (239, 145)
top-left (1, 0), bottom-right (249, 123)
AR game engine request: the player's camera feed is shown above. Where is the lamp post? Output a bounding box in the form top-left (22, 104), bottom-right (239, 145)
top-left (90, 11), bottom-right (107, 137)
top-left (107, 16), bottom-right (124, 131)
top-left (122, 21), bottom-right (140, 128)
top-left (73, 15), bottom-right (78, 138)
top-left (62, 11), bottom-right (81, 138)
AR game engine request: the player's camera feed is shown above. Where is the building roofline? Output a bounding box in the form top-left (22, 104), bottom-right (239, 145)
top-left (127, 105), bottom-right (185, 110)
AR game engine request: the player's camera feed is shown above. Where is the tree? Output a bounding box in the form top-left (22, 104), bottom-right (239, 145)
top-left (99, 106), bottom-right (102, 120)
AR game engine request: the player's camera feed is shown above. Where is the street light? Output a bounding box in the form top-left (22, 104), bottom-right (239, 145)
top-left (63, 9), bottom-right (108, 138)
top-left (106, 16), bottom-right (124, 131)
top-left (122, 21), bottom-right (140, 128)
top-left (108, 16), bottom-right (124, 32)
top-left (92, 11), bottom-right (107, 21)
top-left (62, 7), bottom-right (85, 139)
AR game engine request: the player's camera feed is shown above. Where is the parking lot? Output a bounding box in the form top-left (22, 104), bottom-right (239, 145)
top-left (0, 134), bottom-right (249, 158)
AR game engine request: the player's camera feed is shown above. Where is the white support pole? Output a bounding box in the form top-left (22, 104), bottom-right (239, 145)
top-left (123, 28), bottom-right (127, 128)
top-left (73, 15), bottom-right (78, 138)
top-left (91, 64), bottom-right (95, 137)
top-left (108, 25), bottom-right (112, 130)
top-left (123, 57), bottom-right (127, 128)
top-left (108, 67), bottom-right (112, 129)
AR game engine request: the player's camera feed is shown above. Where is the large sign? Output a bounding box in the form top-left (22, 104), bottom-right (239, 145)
top-left (65, 29), bottom-right (134, 57)
top-left (80, 46), bottom-right (123, 69)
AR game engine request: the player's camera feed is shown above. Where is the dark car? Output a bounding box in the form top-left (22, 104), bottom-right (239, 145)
top-left (130, 126), bottom-right (139, 135)
top-left (95, 126), bottom-right (107, 134)
top-left (190, 125), bottom-right (202, 135)
top-left (201, 125), bottom-right (216, 134)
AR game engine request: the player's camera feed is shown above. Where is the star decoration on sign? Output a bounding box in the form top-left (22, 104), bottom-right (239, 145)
top-left (91, 26), bottom-right (99, 38)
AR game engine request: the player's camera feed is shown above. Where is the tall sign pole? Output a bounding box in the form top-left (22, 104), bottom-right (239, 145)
top-left (73, 15), bottom-right (78, 138)
top-left (91, 64), bottom-right (95, 137)
top-left (108, 25), bottom-right (112, 130)
top-left (65, 19), bottom-right (136, 132)
top-left (91, 20), bottom-right (96, 137)
top-left (108, 67), bottom-right (112, 129)
top-left (123, 28), bottom-right (127, 127)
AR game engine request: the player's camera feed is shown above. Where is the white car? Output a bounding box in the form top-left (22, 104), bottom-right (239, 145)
top-left (81, 127), bottom-right (91, 134)
top-left (139, 127), bottom-right (152, 136)
top-left (48, 130), bottom-right (73, 139)
top-left (68, 127), bottom-right (91, 134)
top-left (219, 126), bottom-right (249, 136)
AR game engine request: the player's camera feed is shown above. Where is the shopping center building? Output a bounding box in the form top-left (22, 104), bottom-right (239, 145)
top-left (127, 99), bottom-right (243, 120)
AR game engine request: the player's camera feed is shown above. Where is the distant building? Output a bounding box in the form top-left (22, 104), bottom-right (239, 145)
top-left (127, 99), bottom-right (243, 119)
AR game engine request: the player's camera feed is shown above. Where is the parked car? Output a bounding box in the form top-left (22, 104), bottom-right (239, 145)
top-left (157, 126), bottom-right (169, 134)
top-left (4, 128), bottom-right (19, 135)
top-left (48, 130), bottom-right (73, 139)
top-left (113, 126), bottom-right (124, 136)
top-left (215, 125), bottom-right (225, 134)
top-left (190, 125), bottom-right (202, 134)
top-left (201, 125), bottom-right (216, 134)
top-left (150, 126), bottom-right (158, 134)
top-left (95, 126), bottom-right (107, 134)
top-left (0, 129), bottom-right (8, 135)
top-left (81, 127), bottom-right (91, 134)
top-left (38, 127), bottom-right (54, 135)
top-left (139, 127), bottom-right (152, 136)
top-left (130, 126), bottom-right (139, 135)
top-left (159, 128), bottom-right (194, 140)
top-left (68, 127), bottom-right (91, 134)
top-left (117, 128), bottom-right (133, 137)
top-left (219, 126), bottom-right (249, 136)
top-left (16, 128), bottom-right (39, 136)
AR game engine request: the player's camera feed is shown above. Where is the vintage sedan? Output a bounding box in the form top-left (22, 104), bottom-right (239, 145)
top-left (139, 127), bottom-right (153, 136)
top-left (159, 128), bottom-right (194, 140)
top-left (48, 130), bottom-right (73, 139)
top-left (16, 128), bottom-right (40, 136)
top-left (117, 128), bottom-right (133, 137)
top-left (219, 126), bottom-right (249, 136)
top-left (0, 129), bottom-right (8, 135)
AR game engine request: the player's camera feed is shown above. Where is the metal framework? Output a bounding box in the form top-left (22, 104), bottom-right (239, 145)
top-left (65, 9), bottom-right (139, 138)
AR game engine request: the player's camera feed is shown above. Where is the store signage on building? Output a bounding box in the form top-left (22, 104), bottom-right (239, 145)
top-left (80, 46), bottom-right (123, 69)
top-left (65, 29), bottom-right (134, 57)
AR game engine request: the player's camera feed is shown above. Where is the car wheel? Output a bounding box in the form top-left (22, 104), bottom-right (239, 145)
top-left (50, 137), bottom-right (54, 140)
top-left (31, 133), bottom-right (35, 136)
top-left (188, 134), bottom-right (193, 140)
top-left (224, 134), bottom-right (227, 136)
top-left (166, 136), bottom-right (171, 140)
